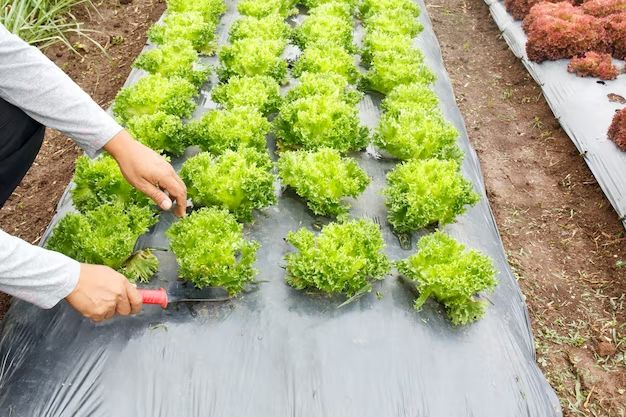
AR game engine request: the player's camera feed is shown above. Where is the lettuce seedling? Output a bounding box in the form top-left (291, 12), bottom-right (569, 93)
top-left (180, 149), bottom-right (276, 222)
top-left (292, 44), bottom-right (360, 84)
top-left (148, 12), bottom-right (217, 55)
top-left (285, 219), bottom-right (391, 297)
top-left (360, 0), bottom-right (420, 20)
top-left (211, 75), bottom-right (281, 115)
top-left (384, 159), bottom-right (479, 232)
top-left (166, 0), bottom-right (226, 24)
top-left (166, 207), bottom-right (260, 295)
top-left (47, 204), bottom-right (159, 283)
top-left (218, 38), bottom-right (288, 82)
top-left (133, 40), bottom-right (210, 88)
top-left (186, 107), bottom-right (271, 154)
top-left (285, 72), bottom-right (362, 106)
top-left (229, 15), bottom-right (292, 41)
top-left (126, 112), bottom-right (188, 156)
top-left (278, 148), bottom-right (370, 217)
top-left (365, 49), bottom-right (436, 94)
top-left (112, 74), bottom-right (197, 125)
top-left (363, 9), bottom-right (423, 37)
top-left (274, 93), bottom-right (368, 153)
top-left (381, 82), bottom-right (440, 115)
top-left (237, 0), bottom-right (298, 18)
top-left (71, 155), bottom-right (152, 213)
top-left (397, 231), bottom-right (497, 325)
top-left (292, 3), bottom-right (354, 51)
top-left (375, 108), bottom-right (463, 162)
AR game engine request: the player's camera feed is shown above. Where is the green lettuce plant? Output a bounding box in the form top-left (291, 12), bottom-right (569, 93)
top-left (148, 12), bottom-right (217, 55)
top-left (126, 112), bottom-right (188, 156)
top-left (302, 0), bottom-right (358, 10)
top-left (211, 75), bottom-right (281, 115)
top-left (229, 15), bottom-right (291, 41)
top-left (112, 74), bottom-right (197, 125)
top-left (237, 0), bottom-right (297, 18)
top-left (361, 30), bottom-right (415, 65)
top-left (180, 149), bottom-right (276, 222)
top-left (185, 107), bottom-right (271, 154)
top-left (133, 39), bottom-right (210, 87)
top-left (360, 0), bottom-right (420, 20)
top-left (71, 155), bottom-right (152, 213)
top-left (278, 148), bottom-right (370, 217)
top-left (166, 0), bottom-right (226, 24)
top-left (166, 207), bottom-right (260, 295)
top-left (47, 204), bottom-right (159, 283)
top-left (363, 9), bottom-right (423, 37)
top-left (397, 231), bottom-right (497, 325)
top-left (381, 82), bottom-right (440, 115)
top-left (285, 72), bottom-right (362, 106)
top-left (285, 218), bottom-right (391, 297)
top-left (274, 93), bottom-right (368, 153)
top-left (218, 37), bottom-right (288, 82)
top-left (365, 49), bottom-right (436, 94)
top-left (292, 44), bottom-right (360, 84)
top-left (384, 159), bottom-right (479, 232)
top-left (374, 108), bottom-right (462, 162)
top-left (292, 15), bottom-right (354, 52)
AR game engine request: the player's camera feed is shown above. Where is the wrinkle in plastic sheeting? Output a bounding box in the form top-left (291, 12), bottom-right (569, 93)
top-left (485, 0), bottom-right (626, 228)
top-left (0, 0), bottom-right (562, 416)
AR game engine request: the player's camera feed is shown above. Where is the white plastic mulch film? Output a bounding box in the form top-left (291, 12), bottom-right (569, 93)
top-left (0, 1), bottom-right (562, 416)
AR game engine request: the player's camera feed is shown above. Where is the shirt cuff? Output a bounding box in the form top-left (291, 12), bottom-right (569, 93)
top-left (86, 120), bottom-right (124, 158)
top-left (44, 257), bottom-right (80, 309)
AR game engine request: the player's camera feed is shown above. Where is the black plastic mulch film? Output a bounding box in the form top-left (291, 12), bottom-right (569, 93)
top-left (0, 1), bottom-right (561, 416)
top-left (485, 0), bottom-right (626, 228)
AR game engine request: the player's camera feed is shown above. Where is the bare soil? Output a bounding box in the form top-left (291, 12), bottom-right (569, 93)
top-left (0, 0), bottom-right (625, 414)
top-left (426, 0), bottom-right (626, 414)
top-left (0, 0), bottom-right (166, 316)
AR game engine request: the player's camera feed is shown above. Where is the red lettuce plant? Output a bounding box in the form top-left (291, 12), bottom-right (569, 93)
top-left (608, 108), bottom-right (626, 150)
top-left (524, 2), bottom-right (610, 62)
top-left (505, 0), bottom-right (568, 20)
top-left (605, 12), bottom-right (626, 59)
top-left (567, 51), bottom-right (619, 79)
top-left (582, 0), bottom-right (626, 17)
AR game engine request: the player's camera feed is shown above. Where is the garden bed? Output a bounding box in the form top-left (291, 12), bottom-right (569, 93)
top-left (0, 0), bottom-right (560, 415)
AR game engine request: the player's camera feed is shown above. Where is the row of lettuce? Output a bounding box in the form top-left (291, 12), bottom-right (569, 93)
top-left (46, 0), bottom-right (498, 325)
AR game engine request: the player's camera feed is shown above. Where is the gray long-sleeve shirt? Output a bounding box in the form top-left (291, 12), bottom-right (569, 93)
top-left (0, 23), bottom-right (124, 308)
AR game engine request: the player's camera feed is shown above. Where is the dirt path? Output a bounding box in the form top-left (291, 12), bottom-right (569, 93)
top-left (0, 0), bottom-right (166, 316)
top-left (426, 0), bottom-right (626, 414)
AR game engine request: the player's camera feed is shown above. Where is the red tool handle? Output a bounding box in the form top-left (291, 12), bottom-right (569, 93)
top-left (138, 288), bottom-right (168, 309)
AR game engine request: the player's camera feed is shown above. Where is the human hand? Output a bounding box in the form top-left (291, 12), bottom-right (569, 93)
top-left (104, 130), bottom-right (187, 217)
top-left (65, 264), bottom-right (142, 322)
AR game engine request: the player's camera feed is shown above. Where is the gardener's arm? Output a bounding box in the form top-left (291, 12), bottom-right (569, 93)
top-left (0, 24), bottom-right (187, 214)
top-left (0, 230), bottom-right (140, 320)
top-left (0, 24), bottom-right (186, 319)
